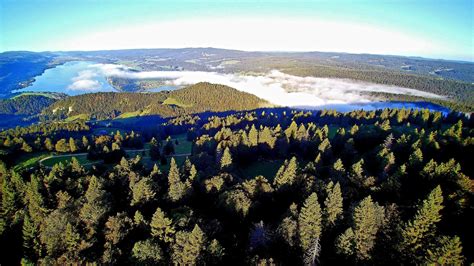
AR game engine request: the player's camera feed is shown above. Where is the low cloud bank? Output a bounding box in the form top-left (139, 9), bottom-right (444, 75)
top-left (78, 63), bottom-right (444, 106)
top-left (68, 70), bottom-right (102, 91)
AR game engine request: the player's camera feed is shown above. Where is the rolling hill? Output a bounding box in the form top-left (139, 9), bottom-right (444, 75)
top-left (41, 82), bottom-right (272, 121)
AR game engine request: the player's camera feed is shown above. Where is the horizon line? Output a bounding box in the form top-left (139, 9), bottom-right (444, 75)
top-left (1, 46), bottom-right (472, 63)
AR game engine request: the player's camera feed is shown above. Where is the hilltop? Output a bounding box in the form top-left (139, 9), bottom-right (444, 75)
top-left (41, 82), bottom-right (272, 121)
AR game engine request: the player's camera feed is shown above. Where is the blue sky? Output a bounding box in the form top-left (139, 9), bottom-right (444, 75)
top-left (1, 0), bottom-right (472, 60)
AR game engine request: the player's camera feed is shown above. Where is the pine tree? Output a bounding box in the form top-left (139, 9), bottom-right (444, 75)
top-left (379, 120), bottom-right (391, 131)
top-left (296, 124), bottom-right (308, 140)
top-left (131, 177), bottom-right (156, 206)
top-left (1, 175), bottom-right (17, 229)
top-left (24, 175), bottom-right (46, 227)
top-left (69, 137), bottom-right (78, 152)
top-left (249, 124), bottom-right (259, 146)
top-left (425, 235), bottom-right (464, 265)
top-left (132, 239), bottom-right (163, 264)
top-left (409, 148), bottom-right (424, 166)
top-left (21, 142), bottom-right (33, 153)
top-left (70, 157), bottom-right (84, 174)
top-left (55, 138), bottom-right (69, 153)
top-left (172, 224), bottom-right (206, 265)
top-left (298, 193), bottom-right (322, 251)
top-left (336, 196), bottom-right (385, 261)
top-left (151, 207), bottom-right (175, 243)
top-left (324, 182), bottom-right (343, 227)
top-left (352, 196), bottom-right (385, 260)
top-left (220, 147), bottom-right (233, 169)
top-left (64, 223), bottom-right (80, 257)
top-left (400, 186), bottom-right (444, 261)
top-left (350, 124), bottom-right (359, 135)
top-left (318, 138), bottom-right (331, 154)
top-left (22, 214), bottom-right (39, 260)
top-left (82, 136), bottom-right (89, 149)
top-left (189, 164), bottom-right (198, 181)
top-left (273, 157), bottom-right (298, 189)
top-left (44, 138), bottom-right (54, 151)
top-left (332, 159), bottom-right (345, 180)
top-left (168, 158), bottom-right (190, 201)
top-left (284, 121), bottom-right (298, 139)
top-left (79, 175), bottom-right (110, 231)
top-left (348, 159), bottom-right (375, 188)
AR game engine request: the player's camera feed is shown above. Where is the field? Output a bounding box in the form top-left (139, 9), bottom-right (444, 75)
top-left (134, 134), bottom-right (193, 170)
top-left (13, 152), bottom-right (50, 171)
top-left (116, 110), bottom-right (144, 119)
top-left (40, 154), bottom-right (96, 168)
top-left (239, 159), bottom-right (283, 180)
top-left (65, 114), bottom-right (89, 121)
top-left (163, 97), bottom-right (193, 108)
top-left (172, 134), bottom-right (193, 154)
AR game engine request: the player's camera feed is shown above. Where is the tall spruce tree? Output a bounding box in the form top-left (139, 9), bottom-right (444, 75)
top-left (220, 147), bottom-right (233, 169)
top-left (298, 193), bottom-right (322, 251)
top-left (172, 224), bottom-right (206, 265)
top-left (151, 207), bottom-right (175, 243)
top-left (336, 196), bottom-right (385, 261)
top-left (400, 185), bottom-right (444, 262)
top-left (323, 181), bottom-right (343, 227)
top-left (168, 158), bottom-right (190, 201)
top-left (79, 175), bottom-right (110, 232)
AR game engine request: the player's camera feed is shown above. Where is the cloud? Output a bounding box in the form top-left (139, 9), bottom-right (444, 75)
top-left (87, 63), bottom-right (445, 107)
top-left (68, 70), bottom-right (102, 91)
top-left (68, 79), bottom-right (102, 91)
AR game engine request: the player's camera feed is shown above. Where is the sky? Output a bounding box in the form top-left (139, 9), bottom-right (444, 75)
top-left (0, 0), bottom-right (472, 61)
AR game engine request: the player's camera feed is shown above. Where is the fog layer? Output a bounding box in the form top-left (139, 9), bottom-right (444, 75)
top-left (80, 63), bottom-right (444, 106)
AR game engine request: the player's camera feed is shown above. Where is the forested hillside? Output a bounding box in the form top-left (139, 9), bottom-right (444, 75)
top-left (41, 82), bottom-right (271, 120)
top-left (0, 94), bottom-right (62, 115)
top-left (229, 56), bottom-right (474, 110)
top-left (0, 106), bottom-right (472, 265)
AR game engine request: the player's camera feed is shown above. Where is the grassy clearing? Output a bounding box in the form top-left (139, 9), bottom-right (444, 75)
top-left (163, 97), bottom-right (193, 108)
top-left (116, 110), bottom-right (143, 119)
top-left (66, 114), bottom-right (89, 121)
top-left (12, 92), bottom-right (58, 99)
top-left (172, 134), bottom-right (193, 154)
top-left (41, 154), bottom-right (93, 167)
top-left (239, 160), bottom-right (283, 180)
top-left (13, 152), bottom-right (50, 171)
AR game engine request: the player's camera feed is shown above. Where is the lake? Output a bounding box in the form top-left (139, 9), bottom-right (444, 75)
top-left (11, 61), bottom-right (452, 115)
top-left (13, 61), bottom-right (117, 95)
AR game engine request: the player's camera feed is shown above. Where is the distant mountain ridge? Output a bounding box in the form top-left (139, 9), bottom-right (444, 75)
top-left (1, 48), bottom-right (473, 112)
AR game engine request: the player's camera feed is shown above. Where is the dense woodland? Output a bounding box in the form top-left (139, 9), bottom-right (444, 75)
top-left (0, 95), bottom-right (58, 115)
top-left (1, 106), bottom-right (473, 265)
top-left (41, 82), bottom-right (271, 121)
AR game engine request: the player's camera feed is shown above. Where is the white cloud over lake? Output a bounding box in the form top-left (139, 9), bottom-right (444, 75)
top-left (84, 63), bottom-right (445, 107)
top-left (68, 70), bottom-right (102, 91)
